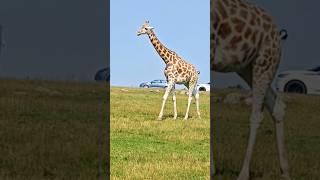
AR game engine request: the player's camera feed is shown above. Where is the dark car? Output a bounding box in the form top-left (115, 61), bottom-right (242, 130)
top-left (139, 79), bottom-right (168, 88)
top-left (94, 68), bottom-right (109, 82)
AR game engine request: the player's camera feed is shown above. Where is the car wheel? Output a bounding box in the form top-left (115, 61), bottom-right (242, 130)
top-left (284, 80), bottom-right (307, 94)
top-left (199, 87), bottom-right (206, 91)
top-left (143, 85), bottom-right (149, 88)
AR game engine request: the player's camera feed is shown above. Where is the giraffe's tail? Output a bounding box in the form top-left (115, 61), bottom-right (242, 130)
top-left (279, 29), bottom-right (288, 40)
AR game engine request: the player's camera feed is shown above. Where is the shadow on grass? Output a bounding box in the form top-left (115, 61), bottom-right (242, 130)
top-left (155, 115), bottom-right (200, 121)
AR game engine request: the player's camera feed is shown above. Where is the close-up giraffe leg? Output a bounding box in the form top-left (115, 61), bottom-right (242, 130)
top-left (238, 58), bottom-right (273, 180)
top-left (274, 119), bottom-right (291, 180)
top-left (238, 93), bottom-right (265, 180)
top-left (265, 86), bottom-right (291, 180)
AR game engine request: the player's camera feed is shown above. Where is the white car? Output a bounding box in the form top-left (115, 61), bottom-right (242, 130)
top-left (197, 82), bottom-right (211, 91)
top-left (275, 66), bottom-right (320, 95)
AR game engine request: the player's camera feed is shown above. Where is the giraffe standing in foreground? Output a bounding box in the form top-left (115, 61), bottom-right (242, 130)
top-left (137, 21), bottom-right (201, 120)
top-left (211, 0), bottom-right (290, 179)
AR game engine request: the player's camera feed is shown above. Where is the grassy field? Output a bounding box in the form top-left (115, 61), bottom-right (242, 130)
top-left (2, 79), bottom-right (317, 179)
top-left (111, 87), bottom-right (210, 179)
top-left (0, 79), bottom-right (107, 179)
top-left (213, 89), bottom-right (320, 180)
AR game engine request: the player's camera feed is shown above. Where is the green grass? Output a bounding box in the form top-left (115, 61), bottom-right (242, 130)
top-left (3, 79), bottom-right (316, 179)
top-left (0, 79), bottom-right (107, 179)
top-left (213, 89), bottom-right (320, 180)
top-left (111, 87), bottom-right (210, 179)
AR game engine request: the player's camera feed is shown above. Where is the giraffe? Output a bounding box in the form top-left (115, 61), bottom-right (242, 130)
top-left (211, 0), bottom-right (291, 179)
top-left (137, 21), bottom-right (201, 120)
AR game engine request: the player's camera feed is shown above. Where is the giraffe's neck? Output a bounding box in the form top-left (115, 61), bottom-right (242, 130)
top-left (147, 30), bottom-right (172, 64)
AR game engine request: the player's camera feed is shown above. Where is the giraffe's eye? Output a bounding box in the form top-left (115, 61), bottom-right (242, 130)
top-left (145, 28), bottom-right (147, 30)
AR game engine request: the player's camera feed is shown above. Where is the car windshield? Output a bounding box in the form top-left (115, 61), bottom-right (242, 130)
top-left (309, 66), bottom-right (320, 72)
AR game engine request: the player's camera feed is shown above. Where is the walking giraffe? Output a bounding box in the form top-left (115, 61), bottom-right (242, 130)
top-left (211, 0), bottom-right (291, 179)
top-left (137, 21), bottom-right (201, 120)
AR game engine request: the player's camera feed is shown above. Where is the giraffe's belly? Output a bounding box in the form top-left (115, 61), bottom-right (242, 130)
top-left (175, 76), bottom-right (188, 83)
top-left (164, 65), bottom-right (198, 84)
top-left (164, 71), bottom-right (188, 83)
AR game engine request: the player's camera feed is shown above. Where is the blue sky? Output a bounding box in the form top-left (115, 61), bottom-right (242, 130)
top-left (110, 0), bottom-right (209, 87)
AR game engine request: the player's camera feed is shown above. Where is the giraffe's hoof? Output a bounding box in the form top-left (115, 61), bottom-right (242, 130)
top-left (157, 117), bottom-right (163, 121)
top-left (237, 171), bottom-right (249, 180)
top-left (280, 174), bottom-right (291, 180)
top-left (183, 117), bottom-right (188, 120)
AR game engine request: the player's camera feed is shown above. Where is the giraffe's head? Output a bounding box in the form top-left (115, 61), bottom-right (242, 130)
top-left (137, 21), bottom-right (154, 36)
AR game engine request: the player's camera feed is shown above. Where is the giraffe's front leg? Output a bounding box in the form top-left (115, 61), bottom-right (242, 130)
top-left (158, 83), bottom-right (173, 120)
top-left (172, 87), bottom-right (177, 119)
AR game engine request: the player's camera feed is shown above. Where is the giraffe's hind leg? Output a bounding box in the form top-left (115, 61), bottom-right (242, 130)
top-left (184, 84), bottom-right (196, 120)
top-left (238, 56), bottom-right (274, 180)
top-left (193, 87), bottom-right (201, 119)
top-left (265, 87), bottom-right (291, 180)
top-left (238, 85), bottom-right (266, 180)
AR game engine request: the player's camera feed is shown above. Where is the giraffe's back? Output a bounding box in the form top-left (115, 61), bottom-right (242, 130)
top-left (212, 0), bottom-right (282, 73)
